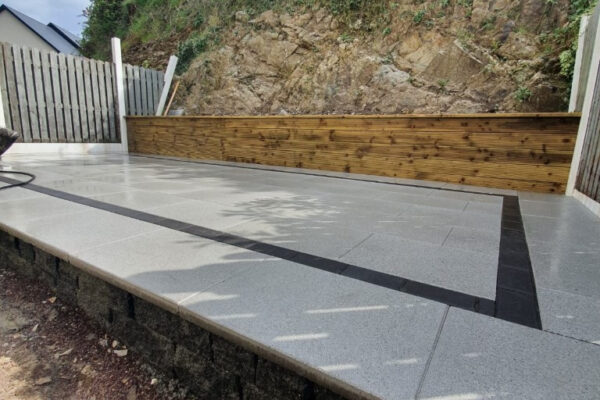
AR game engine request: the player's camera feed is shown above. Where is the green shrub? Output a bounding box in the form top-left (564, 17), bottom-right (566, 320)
top-left (515, 86), bottom-right (532, 102)
top-left (413, 9), bottom-right (426, 24)
top-left (193, 13), bottom-right (205, 28)
top-left (176, 34), bottom-right (209, 73)
top-left (559, 49), bottom-right (576, 78)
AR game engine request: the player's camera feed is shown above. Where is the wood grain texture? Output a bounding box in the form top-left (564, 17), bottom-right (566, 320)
top-left (127, 114), bottom-right (580, 193)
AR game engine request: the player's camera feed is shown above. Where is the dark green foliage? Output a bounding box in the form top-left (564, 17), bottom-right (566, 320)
top-left (80, 0), bottom-right (128, 59)
top-left (556, 0), bottom-right (598, 82)
top-left (176, 34), bottom-right (209, 74)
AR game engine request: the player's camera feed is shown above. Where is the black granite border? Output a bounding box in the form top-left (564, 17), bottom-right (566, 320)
top-left (494, 196), bottom-right (542, 328)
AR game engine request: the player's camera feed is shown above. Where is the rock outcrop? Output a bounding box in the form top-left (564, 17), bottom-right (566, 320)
top-left (144, 0), bottom-right (572, 115)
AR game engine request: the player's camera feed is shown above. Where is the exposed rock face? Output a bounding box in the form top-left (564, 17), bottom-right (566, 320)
top-left (172, 0), bottom-right (570, 115)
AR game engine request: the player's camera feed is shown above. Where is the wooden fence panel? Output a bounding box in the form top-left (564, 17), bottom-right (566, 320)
top-left (39, 49), bottom-right (57, 141)
top-left (0, 44), bottom-right (12, 131)
top-left (127, 114), bottom-right (580, 193)
top-left (65, 54), bottom-right (81, 141)
top-left (31, 48), bottom-right (49, 142)
top-left (104, 62), bottom-right (118, 141)
top-left (0, 42), bottom-right (163, 143)
top-left (576, 63), bottom-right (600, 201)
top-left (48, 52), bottom-right (65, 142)
top-left (3, 44), bottom-right (19, 133)
top-left (21, 47), bottom-right (39, 141)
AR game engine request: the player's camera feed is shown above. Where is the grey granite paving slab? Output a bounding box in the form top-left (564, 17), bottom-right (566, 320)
top-left (5, 208), bottom-right (163, 260)
top-left (342, 233), bottom-right (498, 300)
top-left (418, 308), bottom-right (600, 400)
top-left (0, 168), bottom-right (73, 184)
top-left (126, 179), bottom-right (211, 194)
top-left (523, 213), bottom-right (600, 244)
top-left (371, 220), bottom-right (453, 246)
top-left (148, 199), bottom-right (261, 231)
top-left (226, 219), bottom-right (373, 259)
top-left (518, 191), bottom-right (569, 203)
top-left (88, 190), bottom-right (191, 211)
top-left (41, 180), bottom-right (130, 197)
top-left (520, 198), bottom-right (595, 219)
top-left (0, 187), bottom-right (44, 203)
top-left (177, 185), bottom-right (302, 206)
top-left (0, 195), bottom-right (92, 226)
top-left (538, 287), bottom-right (600, 345)
top-left (463, 199), bottom-right (503, 213)
top-left (529, 250), bottom-right (600, 299)
top-left (442, 226), bottom-right (500, 254)
top-left (71, 228), bottom-right (274, 306)
top-left (181, 261), bottom-right (448, 400)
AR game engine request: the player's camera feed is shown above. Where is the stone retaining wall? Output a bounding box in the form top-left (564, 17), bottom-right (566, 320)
top-left (0, 230), bottom-right (350, 400)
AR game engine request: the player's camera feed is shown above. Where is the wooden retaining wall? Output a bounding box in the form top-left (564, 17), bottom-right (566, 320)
top-left (126, 113), bottom-right (580, 193)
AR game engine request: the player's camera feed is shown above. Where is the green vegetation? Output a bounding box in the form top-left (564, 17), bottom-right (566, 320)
top-left (413, 9), bottom-right (426, 24)
top-left (437, 79), bottom-right (449, 92)
top-left (339, 32), bottom-right (354, 43)
top-left (79, 0), bottom-right (597, 83)
top-left (82, 0), bottom-right (400, 68)
top-left (515, 86), bottom-right (532, 102)
top-left (555, 0), bottom-right (598, 82)
top-left (176, 34), bottom-right (210, 73)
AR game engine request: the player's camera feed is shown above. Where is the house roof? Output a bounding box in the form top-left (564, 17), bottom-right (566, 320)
top-left (0, 4), bottom-right (81, 54)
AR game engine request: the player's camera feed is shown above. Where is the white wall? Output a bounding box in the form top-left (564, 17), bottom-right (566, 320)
top-left (0, 12), bottom-right (56, 52)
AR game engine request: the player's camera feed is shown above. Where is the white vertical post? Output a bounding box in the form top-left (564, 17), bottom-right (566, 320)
top-left (566, 18), bottom-right (600, 195)
top-left (111, 37), bottom-right (128, 152)
top-left (0, 86), bottom-right (5, 129)
top-left (569, 15), bottom-right (589, 112)
top-left (155, 55), bottom-right (178, 116)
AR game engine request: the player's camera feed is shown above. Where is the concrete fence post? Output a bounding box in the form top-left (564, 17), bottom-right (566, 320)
top-left (155, 55), bottom-right (178, 116)
top-left (111, 37), bottom-right (128, 153)
top-left (569, 15), bottom-right (590, 112)
top-left (0, 80), bottom-right (5, 129)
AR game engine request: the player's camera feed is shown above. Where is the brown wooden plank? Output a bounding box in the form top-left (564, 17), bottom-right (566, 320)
top-left (126, 115), bottom-right (581, 193)
top-left (3, 44), bottom-right (22, 134)
top-left (104, 61), bottom-right (117, 142)
top-left (38, 48), bottom-right (57, 141)
top-left (48, 51), bottom-right (66, 142)
top-left (62, 54), bottom-right (79, 141)
top-left (21, 46), bottom-right (41, 141)
top-left (0, 44), bottom-right (12, 130)
top-left (73, 55), bottom-right (88, 141)
top-left (82, 58), bottom-right (96, 142)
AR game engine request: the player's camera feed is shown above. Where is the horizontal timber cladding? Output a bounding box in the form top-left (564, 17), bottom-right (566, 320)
top-left (126, 113), bottom-right (581, 193)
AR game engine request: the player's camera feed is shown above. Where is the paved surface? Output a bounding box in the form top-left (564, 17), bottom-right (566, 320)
top-left (1, 153), bottom-right (599, 399)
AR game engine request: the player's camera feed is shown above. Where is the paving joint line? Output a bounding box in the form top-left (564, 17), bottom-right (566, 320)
top-left (415, 305), bottom-right (449, 399)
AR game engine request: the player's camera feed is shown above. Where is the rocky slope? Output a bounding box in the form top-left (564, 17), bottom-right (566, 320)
top-left (124, 0), bottom-right (572, 115)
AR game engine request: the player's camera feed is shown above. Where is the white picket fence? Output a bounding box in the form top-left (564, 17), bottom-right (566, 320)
top-left (0, 42), bottom-right (164, 143)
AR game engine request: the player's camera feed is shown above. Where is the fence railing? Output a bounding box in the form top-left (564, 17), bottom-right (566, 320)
top-left (0, 42), bottom-right (164, 143)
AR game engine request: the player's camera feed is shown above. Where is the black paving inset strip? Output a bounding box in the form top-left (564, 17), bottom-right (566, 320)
top-left (0, 175), bottom-right (495, 317)
top-left (495, 195), bottom-right (542, 329)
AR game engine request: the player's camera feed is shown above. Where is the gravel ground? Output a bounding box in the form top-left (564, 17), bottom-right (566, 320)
top-left (0, 266), bottom-right (196, 400)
